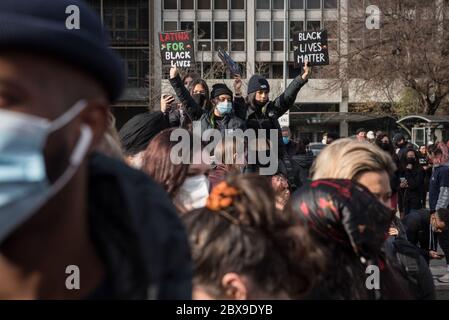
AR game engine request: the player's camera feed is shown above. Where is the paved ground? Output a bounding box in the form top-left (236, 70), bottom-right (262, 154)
top-left (430, 249), bottom-right (449, 300)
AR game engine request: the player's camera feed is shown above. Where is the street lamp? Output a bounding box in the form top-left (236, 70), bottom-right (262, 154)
top-left (201, 44), bottom-right (207, 78)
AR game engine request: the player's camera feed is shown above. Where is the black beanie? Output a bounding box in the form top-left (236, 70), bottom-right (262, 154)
top-left (0, 0), bottom-right (125, 102)
top-left (247, 74), bottom-right (270, 94)
top-left (210, 83), bottom-right (233, 99)
top-left (119, 112), bottom-right (169, 156)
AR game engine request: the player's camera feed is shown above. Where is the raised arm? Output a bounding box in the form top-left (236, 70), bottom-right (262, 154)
top-left (271, 62), bottom-right (311, 119)
top-left (168, 65), bottom-right (203, 120)
top-left (232, 75), bottom-right (247, 120)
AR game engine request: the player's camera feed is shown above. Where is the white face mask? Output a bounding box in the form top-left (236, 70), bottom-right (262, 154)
top-left (322, 138), bottom-right (327, 144)
top-left (0, 100), bottom-right (92, 243)
top-left (175, 175), bottom-right (210, 211)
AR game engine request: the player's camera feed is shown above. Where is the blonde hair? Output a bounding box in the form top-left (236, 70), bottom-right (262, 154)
top-left (311, 138), bottom-right (396, 180)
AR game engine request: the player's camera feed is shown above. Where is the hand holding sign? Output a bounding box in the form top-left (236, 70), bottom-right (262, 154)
top-left (301, 58), bottom-right (311, 80)
top-left (169, 65), bottom-right (178, 79)
top-left (293, 29), bottom-right (329, 68)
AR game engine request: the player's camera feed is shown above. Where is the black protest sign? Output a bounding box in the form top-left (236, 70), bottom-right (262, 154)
top-left (159, 30), bottom-right (195, 67)
top-left (292, 29), bottom-right (329, 67)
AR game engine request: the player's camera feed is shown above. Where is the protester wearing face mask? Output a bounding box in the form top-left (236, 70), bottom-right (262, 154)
top-left (0, 0), bottom-right (191, 299)
top-left (398, 149), bottom-right (425, 217)
top-left (233, 63), bottom-right (310, 159)
top-left (281, 127), bottom-right (297, 156)
top-left (427, 144), bottom-right (449, 283)
top-left (198, 83), bottom-right (246, 135)
top-left (168, 66), bottom-right (212, 128)
top-left (142, 128), bottom-right (211, 214)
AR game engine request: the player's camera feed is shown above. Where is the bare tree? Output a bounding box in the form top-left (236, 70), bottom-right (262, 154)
top-left (332, 0), bottom-right (449, 115)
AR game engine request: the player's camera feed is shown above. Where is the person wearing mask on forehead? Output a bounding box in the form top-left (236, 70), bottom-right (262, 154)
top-left (0, 0), bottom-right (191, 299)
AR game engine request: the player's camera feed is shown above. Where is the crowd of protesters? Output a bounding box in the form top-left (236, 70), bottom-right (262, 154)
top-left (2, 0), bottom-right (449, 300)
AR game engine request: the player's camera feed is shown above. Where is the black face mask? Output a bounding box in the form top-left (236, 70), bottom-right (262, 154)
top-left (380, 142), bottom-right (390, 151)
top-left (406, 157), bottom-right (416, 164)
top-left (192, 93), bottom-right (206, 108)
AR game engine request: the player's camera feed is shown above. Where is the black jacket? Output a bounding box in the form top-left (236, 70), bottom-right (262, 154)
top-left (398, 165), bottom-right (425, 213)
top-left (234, 76), bottom-right (308, 155)
top-left (87, 153), bottom-right (192, 299)
top-left (168, 74), bottom-right (203, 125)
top-left (291, 151), bottom-right (315, 188)
top-left (199, 110), bottom-right (246, 135)
top-left (403, 210), bottom-right (435, 262)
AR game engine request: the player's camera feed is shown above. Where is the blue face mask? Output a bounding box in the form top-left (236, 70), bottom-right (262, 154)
top-left (0, 100), bottom-right (92, 243)
top-left (216, 101), bottom-right (232, 115)
top-left (282, 137), bottom-right (290, 145)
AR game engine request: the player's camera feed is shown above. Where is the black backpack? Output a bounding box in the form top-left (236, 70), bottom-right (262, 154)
top-left (392, 237), bottom-right (435, 299)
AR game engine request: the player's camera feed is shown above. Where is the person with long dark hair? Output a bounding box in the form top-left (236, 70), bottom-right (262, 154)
top-left (398, 149), bottom-right (425, 216)
top-left (142, 128), bottom-right (210, 214)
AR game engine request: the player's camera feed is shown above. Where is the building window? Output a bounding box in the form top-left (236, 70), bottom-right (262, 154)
top-left (307, 20), bottom-right (321, 30)
top-left (104, 0), bottom-right (149, 46)
top-left (214, 21), bottom-right (228, 51)
top-left (290, 0), bottom-right (304, 9)
top-left (231, 0), bottom-right (245, 9)
top-left (256, 0), bottom-right (270, 9)
top-left (198, 0), bottom-right (211, 9)
top-left (272, 0), bottom-right (284, 9)
top-left (181, 0), bottom-right (194, 9)
top-left (214, 0), bottom-right (228, 9)
top-left (272, 21), bottom-right (284, 51)
top-left (231, 21), bottom-right (245, 51)
top-left (290, 21), bottom-right (304, 50)
top-left (214, 22), bottom-right (228, 39)
top-left (198, 21), bottom-right (211, 51)
top-left (306, 0), bottom-right (320, 9)
top-left (117, 49), bottom-right (149, 88)
top-left (163, 21), bottom-right (178, 31)
top-left (272, 63), bottom-right (284, 79)
top-left (181, 21), bottom-right (194, 32)
top-left (256, 21), bottom-right (270, 51)
top-left (324, 0), bottom-right (338, 9)
top-left (255, 62), bottom-right (270, 78)
top-left (164, 0), bottom-right (177, 9)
